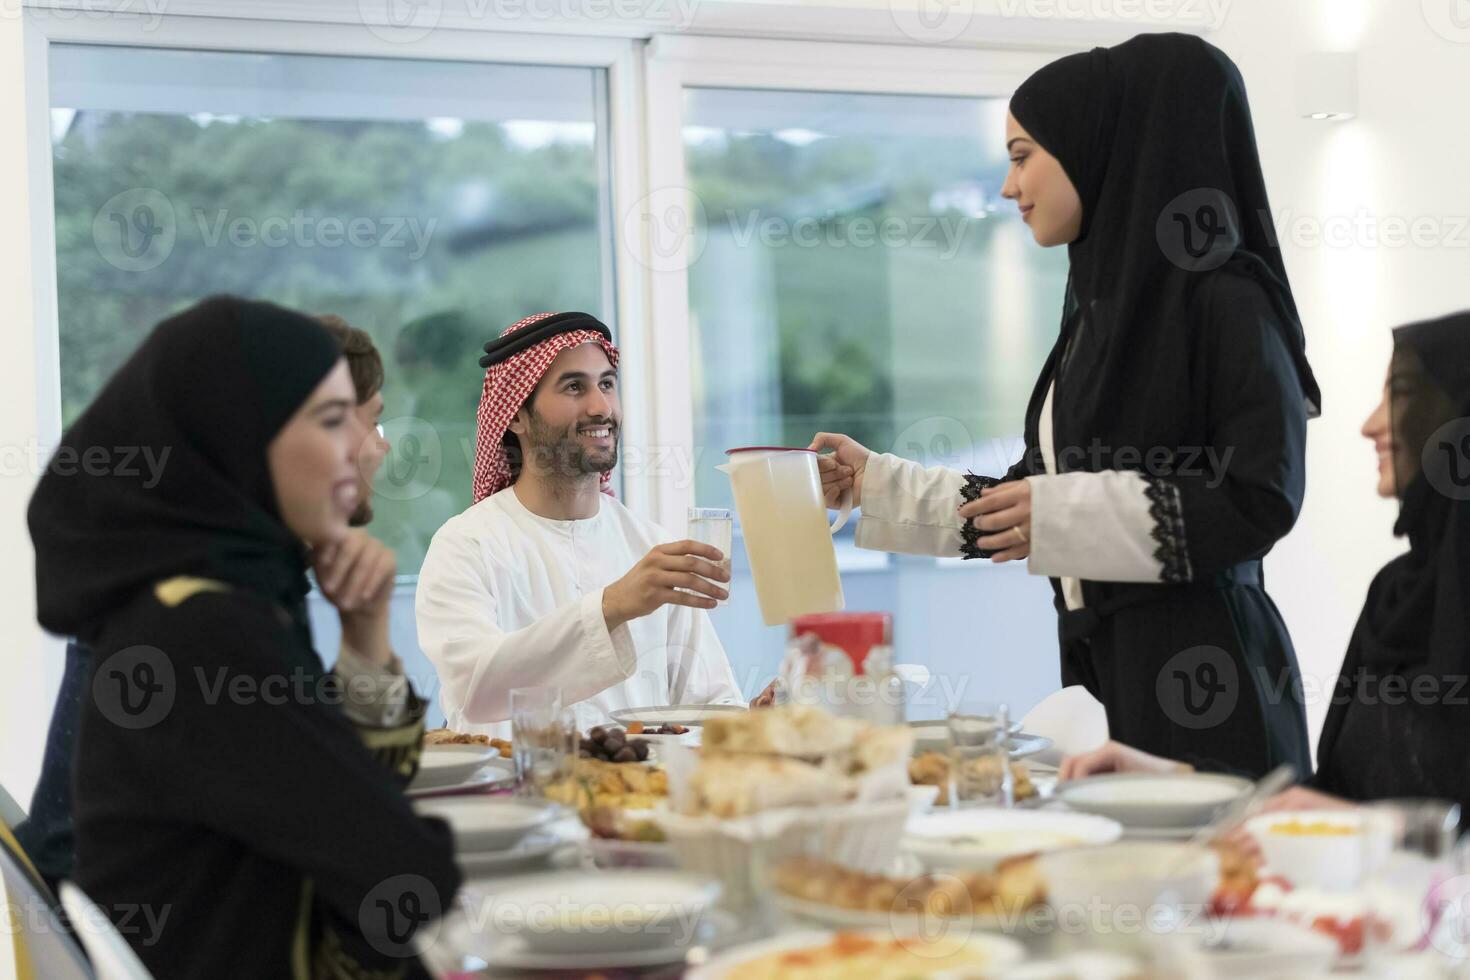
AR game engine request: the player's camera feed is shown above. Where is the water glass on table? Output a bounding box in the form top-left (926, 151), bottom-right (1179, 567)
top-left (686, 507), bottom-right (733, 606)
top-left (509, 686), bottom-right (575, 798)
top-left (946, 701), bottom-right (1014, 809)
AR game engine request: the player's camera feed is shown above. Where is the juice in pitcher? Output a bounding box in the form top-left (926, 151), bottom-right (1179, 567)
top-left (717, 447), bottom-right (852, 626)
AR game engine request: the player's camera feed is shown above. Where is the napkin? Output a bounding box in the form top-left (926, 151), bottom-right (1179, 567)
top-left (1020, 685), bottom-right (1109, 767)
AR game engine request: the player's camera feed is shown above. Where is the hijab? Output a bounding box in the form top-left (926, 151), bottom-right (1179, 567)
top-left (29, 295), bottom-right (344, 642)
top-left (1009, 33), bottom-right (1321, 475)
top-left (1356, 312), bottom-right (1470, 676)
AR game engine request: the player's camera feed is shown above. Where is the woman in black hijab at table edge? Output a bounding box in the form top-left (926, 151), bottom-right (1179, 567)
top-left (813, 33), bottom-right (1321, 777)
top-left (1066, 312), bottom-right (1470, 824)
top-left (27, 295), bottom-right (459, 979)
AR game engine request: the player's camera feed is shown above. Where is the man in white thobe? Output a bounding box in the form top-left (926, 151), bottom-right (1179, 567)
top-left (415, 311), bottom-right (745, 735)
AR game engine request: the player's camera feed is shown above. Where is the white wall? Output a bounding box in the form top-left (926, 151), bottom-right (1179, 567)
top-left (4, 0), bottom-right (1469, 809)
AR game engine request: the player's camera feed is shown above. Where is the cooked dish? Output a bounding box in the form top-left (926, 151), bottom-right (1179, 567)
top-left (422, 728), bottom-right (512, 758)
top-left (771, 855), bottom-right (1044, 919)
top-left (730, 930), bottom-right (996, 979)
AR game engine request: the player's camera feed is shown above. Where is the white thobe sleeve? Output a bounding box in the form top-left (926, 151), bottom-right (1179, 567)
top-left (663, 605), bottom-right (744, 706)
top-left (853, 451), bottom-right (969, 558)
top-left (414, 525), bottom-right (639, 724)
top-left (1026, 471), bottom-right (1165, 583)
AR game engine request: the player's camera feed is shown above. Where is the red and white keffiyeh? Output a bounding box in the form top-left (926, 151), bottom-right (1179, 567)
top-left (472, 312), bottom-right (621, 503)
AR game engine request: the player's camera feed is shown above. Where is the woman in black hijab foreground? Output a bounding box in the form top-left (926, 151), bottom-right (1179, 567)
top-left (814, 33), bottom-right (1319, 776)
top-left (28, 296), bottom-right (459, 978)
top-left (1065, 313), bottom-right (1470, 822)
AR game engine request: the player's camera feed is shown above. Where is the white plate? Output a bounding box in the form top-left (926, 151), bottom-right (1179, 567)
top-left (687, 928), bottom-right (1027, 979)
top-left (904, 809), bottom-right (1123, 872)
top-left (610, 704), bottom-right (747, 727)
top-left (413, 796), bottom-right (555, 852)
top-left (457, 832), bottom-right (566, 877)
top-left (1055, 773), bottom-right (1251, 829)
top-left (410, 745), bottom-right (502, 791)
top-left (404, 760), bottom-right (514, 799)
top-left (462, 869), bottom-right (721, 956)
top-left (1008, 733), bottom-right (1054, 759)
top-left (459, 909), bottom-right (741, 971)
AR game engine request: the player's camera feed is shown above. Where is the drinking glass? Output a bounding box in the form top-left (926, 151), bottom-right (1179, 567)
top-left (686, 507), bottom-right (734, 606)
top-left (946, 700), bottom-right (1013, 809)
top-left (509, 686), bottom-right (575, 797)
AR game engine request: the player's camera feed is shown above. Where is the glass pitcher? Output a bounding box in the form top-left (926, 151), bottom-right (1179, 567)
top-left (715, 447), bottom-right (853, 626)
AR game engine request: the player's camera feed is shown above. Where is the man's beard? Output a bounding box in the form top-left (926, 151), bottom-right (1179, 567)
top-left (523, 410), bottom-right (619, 484)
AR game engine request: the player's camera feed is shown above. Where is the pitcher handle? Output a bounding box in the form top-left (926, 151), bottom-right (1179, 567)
top-left (829, 486), bottom-right (854, 535)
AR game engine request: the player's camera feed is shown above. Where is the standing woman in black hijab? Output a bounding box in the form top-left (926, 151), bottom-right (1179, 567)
top-left (813, 33), bottom-right (1320, 776)
top-left (1067, 313), bottom-right (1470, 821)
top-left (28, 296), bottom-right (459, 978)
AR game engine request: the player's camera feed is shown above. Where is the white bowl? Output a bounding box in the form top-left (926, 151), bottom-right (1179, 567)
top-left (413, 797), bottom-right (555, 852)
top-left (469, 870), bottom-right (721, 955)
top-left (1038, 842), bottom-right (1220, 927)
top-left (1245, 809), bottom-right (1390, 892)
top-left (903, 809), bottom-right (1123, 872)
top-left (410, 744), bottom-right (500, 791)
top-left (1055, 772), bottom-right (1250, 828)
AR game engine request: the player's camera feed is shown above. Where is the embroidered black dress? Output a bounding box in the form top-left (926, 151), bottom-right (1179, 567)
top-left (853, 34), bottom-right (1320, 778)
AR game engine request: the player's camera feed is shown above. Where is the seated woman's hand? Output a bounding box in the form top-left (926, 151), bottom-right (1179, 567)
top-left (807, 432), bottom-right (868, 508)
top-left (1059, 739), bottom-right (1193, 781)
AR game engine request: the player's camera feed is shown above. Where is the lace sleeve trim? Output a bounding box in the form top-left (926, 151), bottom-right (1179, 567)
top-left (958, 473), bottom-right (1004, 560)
top-left (1142, 477), bottom-right (1192, 584)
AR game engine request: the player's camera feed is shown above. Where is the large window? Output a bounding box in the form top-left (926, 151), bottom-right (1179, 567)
top-left (51, 45), bottom-right (616, 573)
top-left (683, 86), bottom-right (1070, 713)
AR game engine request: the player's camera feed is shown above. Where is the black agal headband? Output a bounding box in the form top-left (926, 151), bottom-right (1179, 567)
top-left (479, 312), bottom-right (612, 369)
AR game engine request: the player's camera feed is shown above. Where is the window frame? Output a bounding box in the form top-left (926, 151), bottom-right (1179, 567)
top-left (22, 8), bottom-right (1090, 564)
top-left (640, 34), bottom-right (1066, 533)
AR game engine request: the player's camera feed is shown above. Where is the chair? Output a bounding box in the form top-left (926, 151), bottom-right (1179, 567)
top-left (60, 882), bottom-right (155, 980)
top-left (0, 782), bottom-right (26, 833)
top-left (0, 832), bottom-right (91, 980)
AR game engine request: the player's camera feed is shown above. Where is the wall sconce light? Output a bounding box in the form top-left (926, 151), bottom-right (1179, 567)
top-left (1296, 51), bottom-right (1358, 121)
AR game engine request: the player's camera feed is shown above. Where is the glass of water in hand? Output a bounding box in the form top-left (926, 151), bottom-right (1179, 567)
top-left (686, 507), bottom-right (733, 606)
